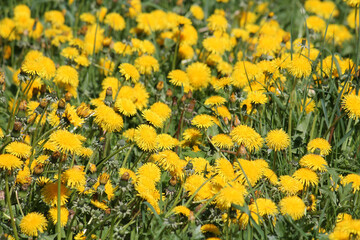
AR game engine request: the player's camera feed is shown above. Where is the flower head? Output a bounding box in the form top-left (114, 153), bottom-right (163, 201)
top-left (5, 141), bottom-right (32, 159)
top-left (230, 125), bottom-right (263, 152)
top-left (119, 63), bottom-right (140, 82)
top-left (342, 94), bottom-right (360, 119)
top-left (134, 124), bottom-right (158, 151)
top-left (299, 154), bottom-right (328, 172)
top-left (20, 212), bottom-right (48, 237)
top-left (307, 138), bottom-right (331, 155)
top-left (279, 196), bottom-right (306, 220)
top-left (265, 129), bottom-right (290, 151)
top-left (48, 207), bottom-right (69, 227)
top-left (48, 130), bottom-right (84, 154)
top-left (0, 154), bottom-right (23, 171)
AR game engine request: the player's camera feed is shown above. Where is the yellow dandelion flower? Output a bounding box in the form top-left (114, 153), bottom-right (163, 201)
top-left (278, 175), bottom-right (303, 195)
top-left (37, 176), bottom-right (50, 186)
top-left (156, 134), bottom-right (179, 150)
top-left (343, 174), bottom-right (360, 192)
top-left (211, 134), bottom-right (234, 149)
top-left (64, 104), bottom-right (84, 127)
top-left (293, 168), bottom-right (319, 187)
top-left (342, 94), bottom-right (360, 119)
top-left (133, 83), bottom-right (149, 110)
top-left (134, 124), bottom-right (158, 151)
top-left (16, 166), bottom-right (31, 185)
top-left (48, 130), bottom-right (84, 154)
top-left (215, 182), bottom-right (247, 209)
top-left (201, 224), bottom-right (220, 235)
top-left (142, 110), bottom-right (164, 128)
top-left (61, 47), bottom-right (79, 60)
top-left (204, 96), bottom-right (226, 106)
top-left (306, 16), bottom-right (325, 33)
top-left (80, 12), bottom-right (96, 24)
top-left (137, 162), bottom-right (161, 183)
top-left (54, 65), bottom-right (79, 88)
top-left (104, 12), bottom-right (125, 31)
top-left (94, 104), bottom-right (124, 132)
top-left (234, 159), bottom-right (268, 186)
top-left (207, 14), bottom-right (227, 32)
top-left (184, 174), bottom-right (213, 201)
top-left (265, 129), bottom-right (290, 151)
top-left (105, 180), bottom-right (115, 200)
top-left (20, 212), bottom-right (47, 237)
top-left (253, 198), bottom-right (278, 217)
top-left (115, 98), bottom-right (137, 117)
top-left (168, 69), bottom-right (189, 87)
top-left (190, 5), bottom-right (204, 20)
top-left (0, 154), bottom-right (23, 171)
top-left (135, 55), bottom-right (159, 75)
top-left (279, 196), bottom-right (306, 220)
top-left (247, 91), bottom-right (268, 105)
top-left (119, 63), bottom-right (140, 82)
top-left (75, 55), bottom-right (90, 67)
top-left (63, 166), bottom-right (86, 189)
top-left (123, 128), bottom-right (136, 142)
top-left (183, 128), bottom-right (202, 141)
top-left (230, 125), bottom-right (263, 152)
top-left (173, 206), bottom-right (191, 217)
top-left (41, 182), bottom-right (70, 206)
top-left (307, 138), bottom-right (331, 155)
top-left (150, 102), bottom-right (171, 120)
top-left (91, 200), bottom-right (109, 211)
top-left (119, 168), bottom-right (137, 181)
top-left (5, 141), bottom-right (32, 159)
top-left (192, 114), bottom-right (215, 129)
top-left (299, 154), bottom-right (328, 172)
top-left (186, 62), bottom-right (211, 90)
top-left (48, 207), bottom-right (69, 227)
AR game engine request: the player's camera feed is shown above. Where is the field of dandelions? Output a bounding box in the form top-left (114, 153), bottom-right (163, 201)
top-left (2, 0), bottom-right (360, 239)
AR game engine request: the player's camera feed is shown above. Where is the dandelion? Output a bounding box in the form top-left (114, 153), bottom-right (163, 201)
top-left (91, 200), bottom-right (109, 211)
top-left (190, 5), bottom-right (204, 20)
top-left (253, 198), bottom-right (278, 217)
top-left (142, 110), bottom-right (164, 128)
top-left (287, 55), bottom-right (312, 78)
top-left (173, 206), bottom-right (191, 217)
top-left (94, 104), bottom-right (124, 132)
top-left (41, 182), bottom-right (70, 206)
top-left (186, 62), bottom-right (211, 90)
top-left (184, 174), bottom-right (213, 201)
top-left (293, 168), bottom-right (319, 187)
top-left (215, 182), bottom-right (247, 209)
top-left (63, 166), bottom-right (86, 189)
top-left (247, 91), bottom-right (268, 105)
top-left (135, 55), bottom-right (159, 75)
top-left (104, 13), bottom-right (125, 31)
top-left (201, 224), bottom-right (221, 235)
top-left (115, 98), bottom-right (137, 117)
top-left (0, 154), bottom-right (23, 171)
top-left (191, 114), bottom-right (215, 129)
top-left (234, 159), bottom-right (268, 186)
top-left (48, 207), bottom-right (69, 227)
top-left (307, 138), bottom-right (331, 155)
top-left (211, 134), bottom-right (234, 149)
top-left (207, 14), bottom-right (228, 32)
top-left (299, 154), bottom-right (328, 172)
top-left (342, 94), bottom-right (360, 119)
top-left (48, 130), bottom-right (84, 154)
top-left (278, 175), bottom-right (303, 195)
top-left (265, 129), bottom-right (290, 151)
top-left (215, 158), bottom-right (235, 182)
top-left (5, 141), bottom-right (32, 159)
top-left (342, 174), bottom-right (360, 192)
top-left (119, 63), bottom-right (140, 82)
top-left (134, 124), bottom-right (158, 151)
top-left (279, 196), bottom-right (306, 220)
top-left (168, 69), bottom-right (189, 87)
top-left (61, 47), bottom-right (79, 60)
top-left (230, 125), bottom-right (264, 152)
top-left (156, 134), bottom-right (179, 150)
top-left (20, 212), bottom-right (48, 237)
top-left (204, 96), bottom-right (226, 106)
top-left (150, 102), bottom-right (171, 120)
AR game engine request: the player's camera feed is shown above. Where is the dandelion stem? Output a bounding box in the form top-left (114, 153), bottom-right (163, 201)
top-left (5, 173), bottom-right (19, 240)
top-left (57, 160), bottom-right (62, 240)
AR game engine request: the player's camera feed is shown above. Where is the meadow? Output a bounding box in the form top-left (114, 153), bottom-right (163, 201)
top-left (0, 0), bottom-right (360, 239)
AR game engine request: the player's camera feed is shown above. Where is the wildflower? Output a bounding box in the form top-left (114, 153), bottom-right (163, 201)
top-left (168, 69), bottom-right (189, 87)
top-left (135, 55), bottom-right (159, 75)
top-left (150, 102), bottom-right (171, 120)
top-left (20, 212), bottom-right (47, 237)
top-left (184, 174), bottom-right (213, 201)
top-left (213, 105), bottom-right (232, 120)
top-left (16, 166), bottom-right (31, 185)
top-left (115, 98), bottom-right (137, 117)
top-left (119, 168), bottom-right (137, 181)
top-left (48, 207), bottom-right (69, 227)
top-left (201, 224), bottom-right (221, 235)
top-left (75, 55), bottom-right (90, 67)
top-left (204, 96), bottom-right (226, 106)
top-left (61, 47), bottom-right (79, 60)
top-left (94, 104), bottom-right (124, 132)
top-left (302, 98), bottom-right (316, 114)
top-left (230, 125), bottom-right (264, 152)
top-left (279, 196), bottom-right (306, 220)
top-left (263, 168), bottom-right (278, 185)
top-left (48, 130), bottom-right (84, 154)
top-left (133, 83), bottom-right (149, 110)
top-left (307, 138), bottom-right (331, 155)
top-left (134, 124), bottom-right (158, 151)
top-left (247, 91), bottom-right (268, 105)
top-left (343, 174), bottom-right (360, 192)
top-left (306, 16), bottom-right (325, 32)
top-left (299, 154), bottom-right (328, 172)
top-left (192, 114), bottom-right (215, 129)
top-left (54, 65), bottom-right (79, 88)
top-left (183, 128), bottom-right (202, 141)
top-left (119, 63), bottom-right (140, 82)
top-left (215, 182), bottom-right (247, 209)
top-left (142, 110), bottom-right (164, 128)
top-left (186, 62), bottom-right (211, 90)
top-left (80, 12), bottom-right (96, 24)
top-left (123, 128), bottom-right (136, 142)
top-left (0, 154), bottom-right (23, 171)
top-left (207, 14), bottom-right (228, 32)
top-left (105, 180), bottom-right (115, 200)
top-left (265, 129), bottom-right (290, 151)
top-left (287, 55), bottom-right (312, 78)
top-left (63, 166), bottom-right (86, 189)
top-left (156, 134), bottom-right (179, 150)
top-left (190, 5), bottom-right (204, 20)
top-left (84, 24), bottom-right (104, 55)
top-left (44, 10), bottom-right (65, 26)
top-left (91, 200), bottom-right (109, 211)
top-left (278, 175), bottom-right (303, 195)
top-left (293, 168), bottom-right (319, 187)
top-left (342, 94), bottom-right (360, 119)
top-left (5, 141), bottom-right (32, 159)
top-left (234, 159), bottom-right (268, 186)
top-left (173, 206), bottom-right (191, 217)
top-left (41, 182), bottom-right (70, 206)
top-left (253, 198), bottom-right (278, 217)
top-left (104, 13), bottom-right (125, 31)
top-left (211, 134), bottom-right (234, 149)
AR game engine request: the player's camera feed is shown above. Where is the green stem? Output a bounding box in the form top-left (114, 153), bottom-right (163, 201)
top-left (57, 160), bottom-right (62, 240)
top-left (97, 143), bottom-right (132, 168)
top-left (122, 143), bottom-right (134, 168)
top-left (5, 173), bottom-right (19, 240)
